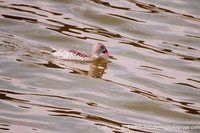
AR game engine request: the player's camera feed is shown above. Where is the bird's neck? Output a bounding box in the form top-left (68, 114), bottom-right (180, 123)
top-left (91, 53), bottom-right (99, 59)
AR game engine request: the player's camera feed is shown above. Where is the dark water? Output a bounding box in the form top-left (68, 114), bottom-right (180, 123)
top-left (0, 0), bottom-right (200, 133)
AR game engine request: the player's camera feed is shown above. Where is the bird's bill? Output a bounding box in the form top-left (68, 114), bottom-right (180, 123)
top-left (103, 49), bottom-right (111, 57)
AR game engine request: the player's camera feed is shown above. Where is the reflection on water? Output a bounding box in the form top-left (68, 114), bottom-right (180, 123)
top-left (1, 0), bottom-right (200, 132)
top-left (38, 58), bottom-right (109, 78)
top-left (88, 58), bottom-right (108, 78)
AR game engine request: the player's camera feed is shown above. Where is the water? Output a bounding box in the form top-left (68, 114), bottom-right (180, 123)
top-left (0, 0), bottom-right (200, 133)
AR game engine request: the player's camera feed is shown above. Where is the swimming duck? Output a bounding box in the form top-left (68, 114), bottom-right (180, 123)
top-left (52, 43), bottom-right (111, 61)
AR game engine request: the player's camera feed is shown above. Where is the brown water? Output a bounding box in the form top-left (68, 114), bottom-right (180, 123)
top-left (0, 0), bottom-right (200, 133)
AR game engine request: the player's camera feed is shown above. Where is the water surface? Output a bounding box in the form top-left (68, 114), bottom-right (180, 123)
top-left (0, 0), bottom-right (200, 133)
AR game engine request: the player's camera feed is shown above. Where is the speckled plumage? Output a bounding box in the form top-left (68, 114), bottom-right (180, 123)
top-left (51, 43), bottom-right (111, 62)
top-left (52, 49), bottom-right (91, 61)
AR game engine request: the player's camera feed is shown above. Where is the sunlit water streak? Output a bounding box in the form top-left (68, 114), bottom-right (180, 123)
top-left (0, 0), bottom-right (200, 133)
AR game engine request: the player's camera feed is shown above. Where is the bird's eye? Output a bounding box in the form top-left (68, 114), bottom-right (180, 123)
top-left (100, 45), bottom-right (104, 49)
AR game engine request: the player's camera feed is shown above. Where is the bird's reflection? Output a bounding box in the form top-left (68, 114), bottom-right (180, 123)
top-left (88, 58), bottom-right (109, 78)
top-left (37, 57), bottom-right (110, 78)
top-left (70, 58), bottom-right (109, 78)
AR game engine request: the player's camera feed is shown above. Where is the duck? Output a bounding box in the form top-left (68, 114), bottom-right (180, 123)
top-left (51, 43), bottom-right (112, 62)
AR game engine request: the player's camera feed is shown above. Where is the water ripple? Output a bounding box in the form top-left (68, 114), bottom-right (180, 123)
top-left (1, 0), bottom-right (200, 132)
